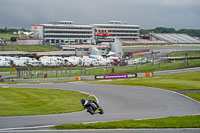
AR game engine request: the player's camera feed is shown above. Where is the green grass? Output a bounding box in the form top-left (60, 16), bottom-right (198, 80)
top-left (168, 51), bottom-right (200, 57)
top-left (133, 59), bottom-right (200, 73)
top-left (185, 93), bottom-right (200, 101)
top-left (0, 45), bottom-right (61, 52)
top-left (0, 67), bottom-right (16, 72)
top-left (0, 33), bottom-right (27, 38)
top-left (0, 33), bottom-right (27, 41)
top-left (0, 87), bottom-right (95, 116)
top-left (96, 72), bottom-right (200, 91)
top-left (54, 115), bottom-right (200, 129)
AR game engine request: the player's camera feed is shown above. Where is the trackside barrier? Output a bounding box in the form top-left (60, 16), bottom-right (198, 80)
top-left (136, 73), bottom-right (152, 77)
top-left (95, 74), bottom-right (137, 79)
top-left (75, 77), bottom-right (81, 81)
top-left (145, 73), bottom-right (150, 77)
top-left (13, 76), bottom-right (95, 82)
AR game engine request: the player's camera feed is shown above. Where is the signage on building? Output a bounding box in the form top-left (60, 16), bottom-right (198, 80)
top-left (96, 38), bottom-right (114, 42)
top-left (95, 33), bottom-right (111, 36)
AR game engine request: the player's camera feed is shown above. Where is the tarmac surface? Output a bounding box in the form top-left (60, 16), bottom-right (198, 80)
top-left (0, 82), bottom-right (200, 132)
top-left (1, 128), bottom-right (200, 133)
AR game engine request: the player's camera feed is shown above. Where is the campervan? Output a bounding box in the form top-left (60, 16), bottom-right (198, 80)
top-left (63, 56), bottom-right (80, 66)
top-left (0, 60), bottom-right (11, 67)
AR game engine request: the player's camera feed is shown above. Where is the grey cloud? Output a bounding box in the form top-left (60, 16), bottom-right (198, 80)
top-left (0, 0), bottom-right (200, 29)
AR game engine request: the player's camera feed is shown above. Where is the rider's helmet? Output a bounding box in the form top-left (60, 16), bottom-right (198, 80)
top-left (81, 99), bottom-right (85, 105)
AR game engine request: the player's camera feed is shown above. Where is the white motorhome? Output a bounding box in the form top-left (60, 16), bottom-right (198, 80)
top-left (40, 56), bottom-right (62, 67)
top-left (63, 56), bottom-right (80, 66)
top-left (26, 58), bottom-right (42, 67)
top-left (80, 56), bottom-right (99, 67)
top-left (13, 58), bottom-right (28, 67)
top-left (0, 59), bottom-right (11, 67)
top-left (89, 55), bottom-right (108, 66)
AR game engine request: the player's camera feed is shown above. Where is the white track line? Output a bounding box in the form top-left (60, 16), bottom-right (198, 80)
top-left (99, 80), bottom-right (112, 82)
top-left (0, 84), bottom-right (8, 86)
top-left (1, 86), bottom-right (9, 88)
top-left (0, 125), bottom-right (54, 131)
top-left (79, 91), bottom-right (99, 104)
top-left (16, 83), bottom-right (28, 85)
top-left (39, 83), bottom-right (54, 85)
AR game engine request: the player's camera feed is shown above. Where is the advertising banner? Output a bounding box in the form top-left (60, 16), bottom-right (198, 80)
top-left (95, 74), bottom-right (137, 79)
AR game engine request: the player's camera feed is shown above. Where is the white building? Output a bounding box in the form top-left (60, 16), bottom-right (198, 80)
top-left (31, 21), bottom-right (94, 44)
top-left (30, 21), bottom-right (140, 45)
top-left (93, 21), bottom-right (140, 40)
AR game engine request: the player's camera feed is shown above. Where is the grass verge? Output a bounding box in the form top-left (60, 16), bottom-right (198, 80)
top-left (0, 45), bottom-right (61, 52)
top-left (54, 115), bottom-right (200, 129)
top-left (168, 51), bottom-right (200, 57)
top-left (185, 93), bottom-right (200, 102)
top-left (95, 72), bottom-right (200, 91)
top-left (0, 87), bottom-right (95, 116)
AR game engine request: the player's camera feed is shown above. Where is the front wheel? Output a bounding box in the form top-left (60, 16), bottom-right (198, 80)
top-left (98, 108), bottom-right (104, 114)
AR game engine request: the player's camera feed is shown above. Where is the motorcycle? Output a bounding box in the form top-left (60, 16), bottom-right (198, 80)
top-left (81, 99), bottom-right (104, 115)
top-left (86, 102), bottom-right (104, 115)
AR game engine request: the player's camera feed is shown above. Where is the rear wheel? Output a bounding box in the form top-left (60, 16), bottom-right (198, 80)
top-left (87, 106), bottom-right (95, 115)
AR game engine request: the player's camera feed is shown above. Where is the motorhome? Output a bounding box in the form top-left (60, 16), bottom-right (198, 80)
top-left (63, 56), bottom-right (80, 66)
top-left (13, 58), bottom-right (28, 67)
top-left (26, 58), bottom-right (42, 67)
top-left (40, 56), bottom-right (62, 66)
top-left (0, 59), bottom-right (11, 67)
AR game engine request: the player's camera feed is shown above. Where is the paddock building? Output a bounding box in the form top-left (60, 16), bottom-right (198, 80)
top-left (29, 21), bottom-right (140, 45)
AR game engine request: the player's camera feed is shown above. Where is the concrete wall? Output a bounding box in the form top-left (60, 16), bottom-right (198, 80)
top-left (18, 39), bottom-right (43, 45)
top-left (13, 76), bottom-right (95, 82)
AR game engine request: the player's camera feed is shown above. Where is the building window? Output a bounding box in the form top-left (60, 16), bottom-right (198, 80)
top-left (56, 40), bottom-right (59, 43)
top-left (51, 39), bottom-right (55, 43)
top-left (84, 48), bottom-right (89, 51)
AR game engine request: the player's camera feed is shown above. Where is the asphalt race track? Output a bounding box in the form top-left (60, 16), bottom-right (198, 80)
top-left (0, 82), bottom-right (200, 132)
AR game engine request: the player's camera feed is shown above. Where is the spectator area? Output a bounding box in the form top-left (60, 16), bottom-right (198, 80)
top-left (121, 39), bottom-right (167, 44)
top-left (150, 33), bottom-right (200, 44)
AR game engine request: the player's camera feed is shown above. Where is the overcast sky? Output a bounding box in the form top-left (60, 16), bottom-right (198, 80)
top-left (0, 0), bottom-right (200, 30)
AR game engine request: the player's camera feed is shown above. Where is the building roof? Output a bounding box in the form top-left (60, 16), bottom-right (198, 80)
top-left (62, 45), bottom-right (108, 49)
top-left (0, 51), bottom-right (75, 57)
top-left (42, 23), bottom-right (93, 28)
top-left (92, 24), bottom-right (139, 27)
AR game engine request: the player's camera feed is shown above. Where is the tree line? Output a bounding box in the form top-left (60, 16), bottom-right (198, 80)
top-left (0, 27), bottom-right (30, 34)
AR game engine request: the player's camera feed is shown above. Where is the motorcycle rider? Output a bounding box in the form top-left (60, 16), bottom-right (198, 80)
top-left (81, 99), bottom-right (99, 111)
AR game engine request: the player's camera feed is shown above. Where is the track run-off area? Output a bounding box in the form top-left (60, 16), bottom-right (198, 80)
top-left (0, 81), bottom-right (200, 131)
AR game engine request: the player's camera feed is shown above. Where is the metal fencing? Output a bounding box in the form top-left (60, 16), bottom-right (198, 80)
top-left (14, 57), bottom-right (200, 79)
